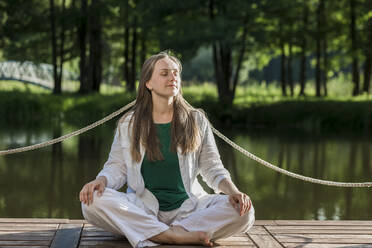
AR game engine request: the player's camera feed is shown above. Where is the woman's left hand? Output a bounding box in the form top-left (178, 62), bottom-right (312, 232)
top-left (229, 192), bottom-right (252, 216)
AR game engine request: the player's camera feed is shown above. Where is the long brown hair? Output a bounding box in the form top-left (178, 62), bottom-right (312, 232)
top-left (119, 51), bottom-right (201, 163)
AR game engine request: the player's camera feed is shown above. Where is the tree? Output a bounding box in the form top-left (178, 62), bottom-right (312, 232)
top-left (49, 0), bottom-right (77, 94)
top-left (362, 18), bottom-right (372, 93)
top-left (78, 0), bottom-right (105, 94)
top-left (208, 0), bottom-right (260, 105)
top-left (260, 0), bottom-right (301, 97)
top-left (315, 0), bottom-right (325, 97)
top-left (77, 0), bottom-right (88, 93)
top-left (121, 0), bottom-right (138, 93)
top-left (361, 1), bottom-right (372, 94)
top-left (3, 0), bottom-right (51, 63)
top-left (49, 0), bottom-right (62, 94)
top-left (299, 1), bottom-right (309, 96)
top-left (350, 0), bottom-right (360, 96)
top-left (88, 0), bottom-right (103, 92)
top-left (141, 0), bottom-right (261, 105)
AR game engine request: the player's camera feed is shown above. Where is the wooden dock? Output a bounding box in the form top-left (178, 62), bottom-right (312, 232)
top-left (0, 219), bottom-right (371, 247)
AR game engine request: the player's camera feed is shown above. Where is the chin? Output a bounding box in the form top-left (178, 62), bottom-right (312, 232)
top-left (170, 88), bottom-right (180, 96)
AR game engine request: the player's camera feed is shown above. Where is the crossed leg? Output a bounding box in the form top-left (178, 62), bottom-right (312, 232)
top-left (81, 188), bottom-right (215, 247)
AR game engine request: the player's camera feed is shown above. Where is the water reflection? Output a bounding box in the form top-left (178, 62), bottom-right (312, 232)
top-left (0, 124), bottom-right (371, 220)
top-left (217, 130), bottom-right (372, 220)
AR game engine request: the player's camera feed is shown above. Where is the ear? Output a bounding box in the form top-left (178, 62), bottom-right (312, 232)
top-left (146, 81), bottom-right (152, 91)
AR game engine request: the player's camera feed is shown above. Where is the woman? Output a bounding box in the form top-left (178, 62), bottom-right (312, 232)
top-left (80, 51), bottom-right (254, 248)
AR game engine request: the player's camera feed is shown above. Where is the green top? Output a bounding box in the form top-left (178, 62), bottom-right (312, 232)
top-left (141, 122), bottom-right (189, 211)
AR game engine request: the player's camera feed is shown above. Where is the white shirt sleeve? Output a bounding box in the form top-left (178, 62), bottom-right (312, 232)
top-left (96, 128), bottom-right (127, 190)
top-left (198, 113), bottom-right (231, 193)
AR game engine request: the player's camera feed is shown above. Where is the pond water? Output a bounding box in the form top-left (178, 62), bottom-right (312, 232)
top-left (0, 122), bottom-right (371, 220)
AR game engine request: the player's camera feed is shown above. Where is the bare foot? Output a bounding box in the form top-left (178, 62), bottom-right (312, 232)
top-left (149, 225), bottom-right (213, 246)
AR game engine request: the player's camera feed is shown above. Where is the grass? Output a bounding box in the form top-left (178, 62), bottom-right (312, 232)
top-left (1, 79), bottom-right (372, 132)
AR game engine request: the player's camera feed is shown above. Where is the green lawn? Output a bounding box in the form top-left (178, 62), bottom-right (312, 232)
top-left (1, 80), bottom-right (372, 132)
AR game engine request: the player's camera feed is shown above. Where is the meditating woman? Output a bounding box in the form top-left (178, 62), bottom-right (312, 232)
top-left (79, 51), bottom-right (255, 248)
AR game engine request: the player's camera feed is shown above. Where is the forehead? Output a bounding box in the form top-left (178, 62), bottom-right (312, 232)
top-left (154, 57), bottom-right (179, 71)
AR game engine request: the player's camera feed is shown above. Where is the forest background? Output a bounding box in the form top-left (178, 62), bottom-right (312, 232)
top-left (1, 0), bottom-right (372, 132)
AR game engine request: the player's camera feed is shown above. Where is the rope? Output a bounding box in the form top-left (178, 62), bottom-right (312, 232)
top-left (0, 100), bottom-right (136, 156)
top-left (0, 100), bottom-right (371, 188)
top-left (211, 126), bottom-right (372, 188)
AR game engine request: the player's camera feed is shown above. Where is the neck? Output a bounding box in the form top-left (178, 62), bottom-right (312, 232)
top-left (151, 95), bottom-right (174, 123)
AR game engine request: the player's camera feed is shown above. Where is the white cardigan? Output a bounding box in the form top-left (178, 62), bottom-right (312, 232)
top-left (96, 110), bottom-right (231, 216)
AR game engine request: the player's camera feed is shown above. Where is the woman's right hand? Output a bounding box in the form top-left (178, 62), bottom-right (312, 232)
top-left (79, 176), bottom-right (107, 206)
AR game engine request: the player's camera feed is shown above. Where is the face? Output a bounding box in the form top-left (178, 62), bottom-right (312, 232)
top-left (145, 57), bottom-right (181, 99)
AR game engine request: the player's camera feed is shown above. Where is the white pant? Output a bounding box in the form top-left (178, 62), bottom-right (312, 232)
top-left (82, 188), bottom-right (255, 248)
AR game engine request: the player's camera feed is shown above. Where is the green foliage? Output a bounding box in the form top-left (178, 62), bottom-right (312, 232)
top-left (2, 80), bottom-right (372, 133)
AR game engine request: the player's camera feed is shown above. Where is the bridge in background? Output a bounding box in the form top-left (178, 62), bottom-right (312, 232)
top-left (0, 61), bottom-right (77, 90)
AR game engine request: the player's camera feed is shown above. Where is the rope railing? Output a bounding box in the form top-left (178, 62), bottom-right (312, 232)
top-left (211, 126), bottom-right (372, 188)
top-left (0, 100), bottom-right (136, 156)
top-left (0, 100), bottom-right (371, 188)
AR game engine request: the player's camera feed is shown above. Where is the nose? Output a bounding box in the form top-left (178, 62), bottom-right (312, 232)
top-left (169, 72), bottom-right (177, 82)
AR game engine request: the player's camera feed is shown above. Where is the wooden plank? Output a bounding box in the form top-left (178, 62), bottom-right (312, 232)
top-left (275, 234), bottom-right (372, 243)
top-left (275, 220), bottom-right (372, 226)
top-left (247, 226), bottom-right (283, 248)
top-left (269, 229), bottom-right (372, 234)
top-left (0, 226), bottom-right (58, 231)
top-left (214, 235), bottom-right (256, 246)
top-left (0, 246), bottom-right (48, 248)
top-left (254, 220), bottom-right (277, 226)
top-left (82, 226), bottom-right (105, 232)
top-left (79, 237), bottom-right (256, 247)
top-left (0, 229), bottom-right (55, 246)
top-left (230, 232), bottom-right (252, 237)
top-left (0, 223), bottom-right (58, 227)
top-left (69, 219), bottom-right (88, 224)
top-left (267, 225), bottom-right (372, 230)
top-left (0, 230), bottom-right (55, 235)
top-left (217, 236), bottom-right (253, 242)
top-left (0, 234), bottom-right (52, 240)
top-left (83, 224), bottom-right (96, 228)
top-left (80, 243), bottom-right (256, 248)
top-left (80, 236), bottom-right (126, 241)
top-left (247, 226), bottom-right (269, 235)
top-left (283, 243), bottom-right (372, 248)
top-left (78, 240), bottom-right (132, 247)
top-left (0, 240), bottom-right (50, 245)
top-left (266, 225), bottom-right (372, 234)
top-left (158, 246), bottom-right (256, 248)
top-left (50, 224), bottom-right (83, 248)
top-left (79, 247), bottom-right (126, 248)
top-left (0, 218), bottom-right (69, 223)
top-left (81, 230), bottom-right (117, 237)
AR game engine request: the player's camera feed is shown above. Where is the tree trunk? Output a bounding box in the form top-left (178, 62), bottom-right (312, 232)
top-left (231, 23), bottom-right (248, 100)
top-left (128, 16), bottom-right (138, 92)
top-left (288, 27), bottom-right (294, 97)
top-left (322, 37), bottom-right (328, 96)
top-left (321, 0), bottom-right (328, 96)
top-left (209, 0), bottom-right (244, 106)
top-left (140, 28), bottom-right (147, 69)
top-left (299, 3), bottom-right (308, 97)
top-left (49, 0), bottom-right (60, 94)
top-left (351, 0), bottom-right (360, 96)
top-left (363, 54), bottom-right (372, 93)
top-left (315, 0), bottom-right (322, 97)
top-left (214, 42), bottom-right (234, 105)
top-left (89, 0), bottom-right (102, 92)
top-left (57, 0), bottom-right (66, 92)
top-left (280, 41), bottom-right (287, 96)
top-left (78, 0), bottom-right (88, 94)
top-left (123, 0), bottom-right (131, 92)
